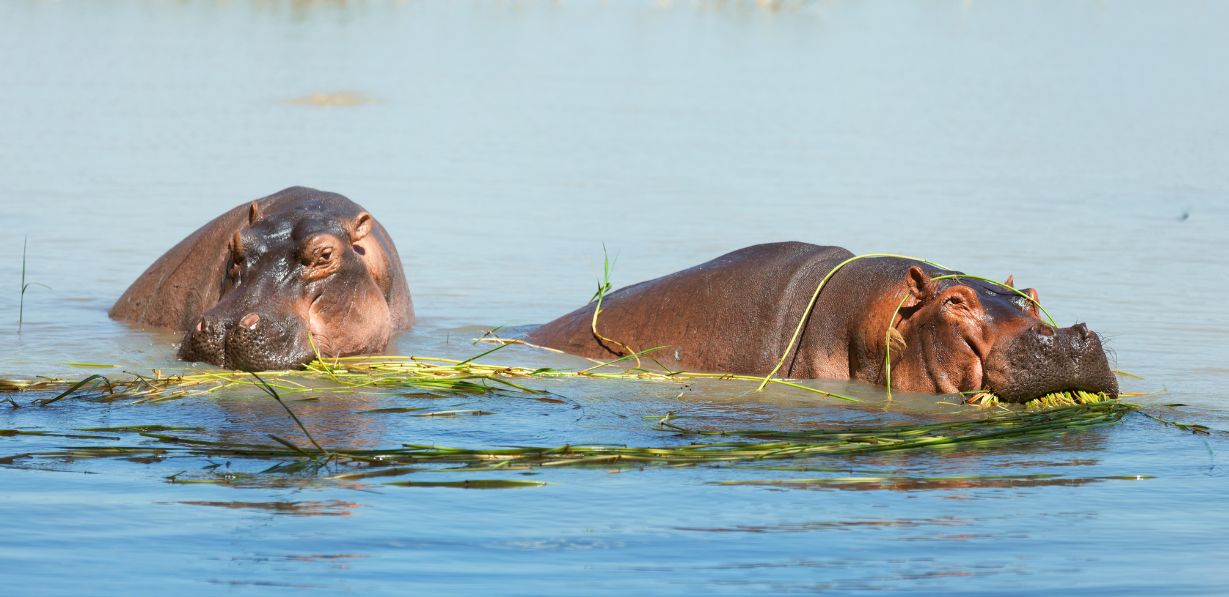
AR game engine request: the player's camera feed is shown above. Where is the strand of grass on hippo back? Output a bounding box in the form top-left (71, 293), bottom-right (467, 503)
top-left (588, 244), bottom-right (643, 369)
top-left (568, 247), bottom-right (860, 403)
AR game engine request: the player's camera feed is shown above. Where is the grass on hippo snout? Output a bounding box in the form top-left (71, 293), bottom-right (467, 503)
top-left (964, 389), bottom-right (1114, 410)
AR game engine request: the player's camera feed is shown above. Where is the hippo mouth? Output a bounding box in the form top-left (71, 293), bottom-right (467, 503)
top-left (178, 312), bottom-right (315, 371)
top-left (304, 293), bottom-right (335, 357)
top-left (979, 323), bottom-right (1119, 405)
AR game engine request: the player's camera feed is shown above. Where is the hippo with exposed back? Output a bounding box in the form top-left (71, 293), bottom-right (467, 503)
top-left (110, 186), bottom-right (414, 371)
top-left (528, 242), bottom-right (1117, 403)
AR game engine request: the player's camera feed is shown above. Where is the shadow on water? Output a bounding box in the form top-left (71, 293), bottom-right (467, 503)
top-left (170, 498), bottom-right (362, 516)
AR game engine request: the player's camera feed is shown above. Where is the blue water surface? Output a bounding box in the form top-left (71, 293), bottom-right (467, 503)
top-left (1, 1), bottom-right (1227, 594)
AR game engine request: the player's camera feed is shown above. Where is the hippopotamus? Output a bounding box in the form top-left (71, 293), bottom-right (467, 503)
top-left (527, 242), bottom-right (1118, 403)
top-left (109, 186), bottom-right (414, 371)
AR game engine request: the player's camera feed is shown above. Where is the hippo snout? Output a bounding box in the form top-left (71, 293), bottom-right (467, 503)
top-left (983, 323), bottom-right (1119, 403)
top-left (179, 310), bottom-right (313, 371)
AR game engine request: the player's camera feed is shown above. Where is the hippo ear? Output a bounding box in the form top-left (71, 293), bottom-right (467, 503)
top-left (1023, 287), bottom-right (1041, 317)
top-left (248, 201), bottom-right (263, 225)
top-left (903, 265), bottom-right (933, 308)
top-left (1003, 274), bottom-right (1015, 288)
top-left (230, 231), bottom-right (244, 260)
top-left (350, 212), bottom-right (372, 243)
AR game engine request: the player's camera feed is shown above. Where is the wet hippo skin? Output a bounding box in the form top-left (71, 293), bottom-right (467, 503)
top-left (110, 186), bottom-right (413, 371)
top-left (528, 242), bottom-right (1117, 403)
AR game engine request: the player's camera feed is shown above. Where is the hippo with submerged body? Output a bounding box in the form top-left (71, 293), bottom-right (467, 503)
top-left (528, 242), bottom-right (1117, 403)
top-left (110, 186), bottom-right (413, 371)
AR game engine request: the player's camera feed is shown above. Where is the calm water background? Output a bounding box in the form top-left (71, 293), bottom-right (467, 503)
top-left (2, 0), bottom-right (1228, 594)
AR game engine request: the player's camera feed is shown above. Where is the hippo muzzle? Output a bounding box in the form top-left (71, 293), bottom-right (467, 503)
top-left (983, 323), bottom-right (1119, 403)
top-left (179, 307), bottom-right (314, 371)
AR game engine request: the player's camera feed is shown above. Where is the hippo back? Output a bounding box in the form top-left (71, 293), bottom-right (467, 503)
top-left (527, 242), bottom-right (854, 375)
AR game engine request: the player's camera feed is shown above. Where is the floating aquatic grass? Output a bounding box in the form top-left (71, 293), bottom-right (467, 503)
top-left (0, 367), bottom-right (1141, 485)
top-left (0, 344), bottom-right (861, 406)
top-left (0, 401), bottom-right (1136, 480)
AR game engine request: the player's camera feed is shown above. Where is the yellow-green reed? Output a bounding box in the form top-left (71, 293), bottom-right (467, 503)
top-left (755, 253), bottom-right (952, 391)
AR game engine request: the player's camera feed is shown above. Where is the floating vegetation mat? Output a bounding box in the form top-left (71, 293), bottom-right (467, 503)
top-left (0, 351), bottom-right (862, 406)
top-left (0, 401), bottom-right (1136, 482)
top-left (0, 350), bottom-right (1147, 484)
top-left (0, 353), bottom-right (1123, 409)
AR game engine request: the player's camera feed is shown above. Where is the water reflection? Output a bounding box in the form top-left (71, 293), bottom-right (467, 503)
top-left (675, 516), bottom-right (967, 533)
top-left (173, 498), bottom-right (362, 516)
top-left (711, 473), bottom-right (1150, 492)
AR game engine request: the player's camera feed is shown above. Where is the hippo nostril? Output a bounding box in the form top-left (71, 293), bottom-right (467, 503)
top-left (240, 313), bottom-right (260, 329)
top-left (1073, 323), bottom-right (1090, 339)
top-left (1033, 324), bottom-right (1055, 337)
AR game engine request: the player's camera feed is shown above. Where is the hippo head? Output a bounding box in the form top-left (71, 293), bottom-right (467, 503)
top-left (886, 266), bottom-right (1118, 403)
top-left (178, 200), bottom-right (394, 371)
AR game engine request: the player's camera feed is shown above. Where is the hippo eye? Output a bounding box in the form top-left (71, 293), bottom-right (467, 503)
top-left (301, 236), bottom-right (344, 273)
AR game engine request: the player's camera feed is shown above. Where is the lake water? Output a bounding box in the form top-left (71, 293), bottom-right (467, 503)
top-left (2, 1), bottom-right (1228, 594)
